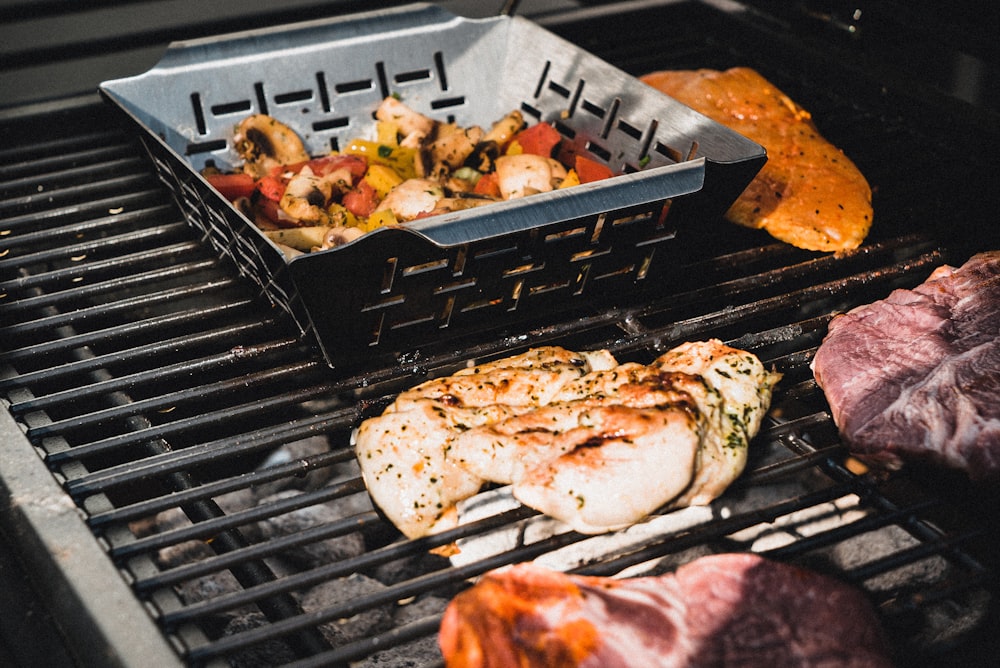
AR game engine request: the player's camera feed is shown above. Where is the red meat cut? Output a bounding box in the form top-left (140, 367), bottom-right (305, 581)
top-left (438, 553), bottom-right (893, 667)
top-left (811, 250), bottom-right (1000, 479)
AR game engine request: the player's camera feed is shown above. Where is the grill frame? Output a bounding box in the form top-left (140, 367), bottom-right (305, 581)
top-left (2, 1), bottom-right (1000, 667)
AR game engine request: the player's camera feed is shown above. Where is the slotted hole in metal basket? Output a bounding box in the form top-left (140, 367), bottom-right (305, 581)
top-left (433, 278), bottom-right (476, 296)
top-left (545, 226), bottom-right (589, 243)
top-left (581, 98), bottom-right (606, 118)
top-left (210, 100), bottom-right (252, 116)
top-left (402, 259), bottom-right (450, 277)
top-left (393, 68), bottom-right (431, 84)
top-left (333, 78), bottom-right (373, 94)
top-left (274, 89), bottom-right (313, 105)
top-left (316, 72), bottom-right (331, 112)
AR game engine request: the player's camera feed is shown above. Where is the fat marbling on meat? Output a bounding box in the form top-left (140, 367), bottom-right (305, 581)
top-left (439, 554), bottom-right (893, 668)
top-left (811, 250), bottom-right (1000, 478)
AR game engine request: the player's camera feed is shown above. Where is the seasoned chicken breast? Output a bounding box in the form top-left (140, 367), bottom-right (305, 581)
top-left (355, 347), bottom-right (618, 538)
top-left (355, 341), bottom-right (778, 539)
top-left (654, 340), bottom-right (781, 506)
top-left (510, 402), bottom-right (703, 533)
top-left (450, 340), bottom-right (780, 533)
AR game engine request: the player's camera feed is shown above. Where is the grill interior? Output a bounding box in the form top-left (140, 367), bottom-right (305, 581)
top-left (2, 1), bottom-right (999, 667)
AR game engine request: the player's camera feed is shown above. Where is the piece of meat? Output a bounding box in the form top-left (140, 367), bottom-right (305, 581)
top-left (653, 341), bottom-right (780, 506)
top-left (354, 347), bottom-right (618, 538)
top-left (390, 346), bottom-right (618, 412)
top-left (672, 554), bottom-right (893, 667)
top-left (450, 340), bottom-right (779, 533)
top-left (353, 400), bottom-right (512, 539)
top-left (438, 554), bottom-right (893, 668)
top-left (508, 402), bottom-right (703, 534)
top-left (811, 250), bottom-right (1000, 479)
top-left (356, 341), bottom-right (778, 538)
top-left (641, 67), bottom-right (872, 253)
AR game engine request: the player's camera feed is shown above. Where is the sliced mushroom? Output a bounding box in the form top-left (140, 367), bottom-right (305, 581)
top-left (495, 154), bottom-right (567, 199)
top-left (234, 115), bottom-right (310, 178)
top-left (374, 178), bottom-right (444, 221)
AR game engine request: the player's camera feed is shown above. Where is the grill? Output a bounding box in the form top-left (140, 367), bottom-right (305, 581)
top-left (2, 1), bottom-right (999, 667)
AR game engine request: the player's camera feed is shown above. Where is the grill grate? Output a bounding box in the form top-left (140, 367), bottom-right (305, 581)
top-left (2, 2), bottom-right (999, 667)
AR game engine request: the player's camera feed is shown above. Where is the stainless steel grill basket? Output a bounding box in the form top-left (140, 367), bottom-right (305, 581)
top-left (100, 2), bottom-right (766, 369)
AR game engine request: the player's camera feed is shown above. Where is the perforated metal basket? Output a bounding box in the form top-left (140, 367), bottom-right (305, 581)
top-left (100, 2), bottom-right (765, 370)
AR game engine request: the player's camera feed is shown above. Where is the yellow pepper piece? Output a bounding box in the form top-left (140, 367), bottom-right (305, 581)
top-left (376, 121), bottom-right (400, 146)
top-left (326, 202), bottom-right (361, 228)
top-left (364, 164), bottom-right (405, 199)
top-left (558, 169), bottom-right (581, 189)
top-left (344, 139), bottom-right (418, 181)
top-left (505, 139), bottom-right (524, 156)
top-left (364, 209), bottom-right (399, 231)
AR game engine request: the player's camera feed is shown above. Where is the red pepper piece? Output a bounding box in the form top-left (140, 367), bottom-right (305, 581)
top-left (574, 155), bottom-right (615, 183)
top-left (513, 122), bottom-right (562, 157)
top-left (342, 179), bottom-right (379, 217)
top-left (472, 172), bottom-right (501, 197)
top-left (205, 173), bottom-right (256, 201)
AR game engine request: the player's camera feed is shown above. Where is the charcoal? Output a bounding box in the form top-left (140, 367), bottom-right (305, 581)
top-left (300, 573), bottom-right (394, 646)
top-left (251, 435), bottom-right (337, 498)
top-left (255, 490), bottom-right (367, 569)
top-left (359, 595), bottom-right (449, 667)
top-left (223, 611), bottom-right (297, 668)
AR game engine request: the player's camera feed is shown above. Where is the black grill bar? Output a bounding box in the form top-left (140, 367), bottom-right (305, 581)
top-left (0, 201), bottom-right (177, 256)
top-left (0, 172), bottom-right (162, 215)
top-left (8, 335), bottom-right (305, 416)
top-left (84, 443), bottom-right (349, 527)
top-left (0, 296), bottom-right (259, 363)
top-left (2, 254), bottom-right (219, 317)
top-left (0, 319), bottom-right (283, 392)
top-left (41, 369), bottom-right (332, 463)
top-left (1, 276), bottom-right (240, 339)
top-left (0, 234), bottom-right (200, 298)
top-left (69, 401), bottom-right (351, 500)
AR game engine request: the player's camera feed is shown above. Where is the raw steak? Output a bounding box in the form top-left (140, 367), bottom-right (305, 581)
top-left (439, 553), bottom-right (892, 667)
top-left (811, 250), bottom-right (1000, 479)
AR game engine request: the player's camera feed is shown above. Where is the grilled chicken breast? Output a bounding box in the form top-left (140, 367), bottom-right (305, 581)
top-left (642, 67), bottom-right (873, 252)
top-left (354, 347), bottom-right (617, 538)
top-left (355, 341), bottom-right (778, 538)
top-left (450, 341), bottom-right (779, 533)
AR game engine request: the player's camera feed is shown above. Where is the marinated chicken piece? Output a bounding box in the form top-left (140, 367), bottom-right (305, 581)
top-left (354, 400), bottom-right (514, 539)
top-left (375, 96), bottom-right (437, 139)
top-left (654, 340), bottom-right (780, 506)
top-left (390, 347), bottom-right (618, 413)
top-left (373, 177), bottom-right (445, 222)
top-left (420, 123), bottom-right (485, 179)
top-left (449, 340), bottom-right (779, 533)
top-left (509, 402), bottom-right (703, 533)
top-left (495, 153), bottom-right (568, 199)
top-left (356, 342), bottom-right (776, 538)
top-left (279, 167), bottom-right (335, 224)
top-left (355, 347), bottom-right (618, 538)
top-left (641, 67), bottom-right (873, 252)
top-left (439, 556), bottom-right (894, 668)
top-left (449, 364), bottom-right (692, 485)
